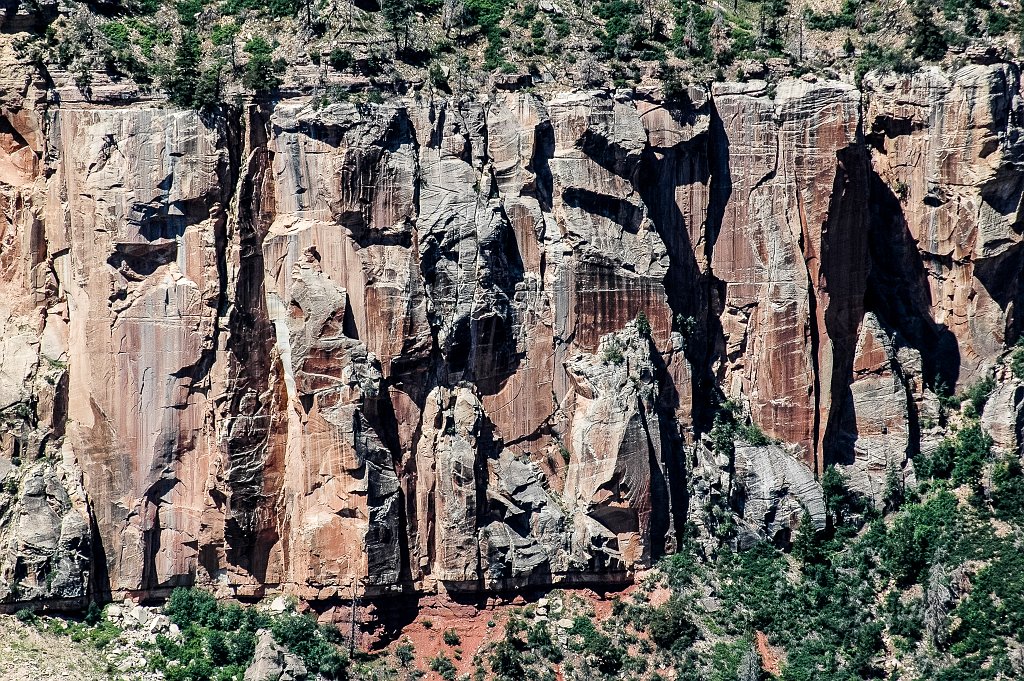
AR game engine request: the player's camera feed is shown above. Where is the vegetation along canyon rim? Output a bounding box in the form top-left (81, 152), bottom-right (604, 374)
top-left (1, 0), bottom-right (1024, 678)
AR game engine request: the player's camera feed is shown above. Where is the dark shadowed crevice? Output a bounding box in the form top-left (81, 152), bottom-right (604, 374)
top-left (820, 144), bottom-right (872, 470)
top-left (864, 168), bottom-right (961, 390)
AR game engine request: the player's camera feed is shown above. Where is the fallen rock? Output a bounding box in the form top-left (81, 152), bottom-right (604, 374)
top-left (244, 630), bottom-right (308, 681)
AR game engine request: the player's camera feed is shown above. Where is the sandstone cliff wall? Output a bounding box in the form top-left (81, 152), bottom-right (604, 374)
top-left (2, 51), bottom-right (1024, 605)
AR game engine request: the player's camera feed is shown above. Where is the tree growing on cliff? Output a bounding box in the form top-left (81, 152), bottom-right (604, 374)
top-left (442, 0), bottom-right (464, 37)
top-left (635, 310), bottom-right (652, 339)
top-left (242, 35), bottom-right (284, 93)
top-left (758, 0), bottom-right (789, 54)
top-left (164, 34), bottom-right (221, 109)
top-left (381, 0), bottom-right (415, 51)
top-left (909, 0), bottom-right (948, 61)
top-left (164, 32), bottom-right (201, 106)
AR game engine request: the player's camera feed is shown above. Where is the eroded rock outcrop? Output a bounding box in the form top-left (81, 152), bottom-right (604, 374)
top-left (865, 64), bottom-right (1024, 387)
top-left (0, 461), bottom-right (91, 605)
top-left (244, 629), bottom-right (308, 681)
top-left (2, 56), bottom-right (1024, 607)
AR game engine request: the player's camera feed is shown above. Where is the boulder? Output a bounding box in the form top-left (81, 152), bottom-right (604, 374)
top-left (244, 630), bottom-right (308, 681)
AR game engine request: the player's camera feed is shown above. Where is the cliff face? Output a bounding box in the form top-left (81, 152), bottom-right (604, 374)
top-left (3, 50), bottom-right (1024, 605)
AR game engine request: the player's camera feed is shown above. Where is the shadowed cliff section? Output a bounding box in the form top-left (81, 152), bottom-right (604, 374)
top-left (217, 103), bottom-right (283, 587)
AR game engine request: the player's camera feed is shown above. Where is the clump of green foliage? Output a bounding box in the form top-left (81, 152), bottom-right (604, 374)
top-left (709, 399), bottom-right (773, 453)
top-left (616, 451), bottom-right (1024, 681)
top-left (164, 33), bottom-right (222, 109)
top-left (328, 47), bottom-right (354, 71)
top-left (804, 0), bottom-right (858, 31)
top-left (854, 42), bottom-right (917, 86)
top-left (464, 0), bottom-right (511, 69)
top-left (915, 421), bottom-right (993, 487)
top-left (601, 337), bottom-right (625, 364)
top-left (961, 375), bottom-right (995, 416)
top-left (592, 0), bottom-right (642, 59)
top-left (15, 608), bottom-right (36, 623)
top-left (909, 0), bottom-right (948, 61)
top-left (223, 0), bottom-right (299, 18)
top-left (566, 615), bottom-right (628, 675)
top-left (634, 310), bottom-right (652, 339)
top-left (1009, 340), bottom-right (1024, 379)
top-left (645, 597), bottom-right (698, 652)
top-left (150, 588), bottom-right (264, 681)
top-left (758, 0), bottom-right (789, 55)
top-left (145, 588), bottom-right (348, 681)
top-left (270, 609), bottom-right (349, 678)
top-left (394, 638), bottom-right (416, 666)
top-left (671, 1), bottom-right (715, 62)
top-left (242, 35), bottom-right (285, 93)
top-left (45, 608), bottom-right (122, 650)
top-left (430, 651), bottom-right (458, 680)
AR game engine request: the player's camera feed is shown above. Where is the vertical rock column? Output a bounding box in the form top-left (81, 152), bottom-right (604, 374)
top-left (710, 79), bottom-right (868, 473)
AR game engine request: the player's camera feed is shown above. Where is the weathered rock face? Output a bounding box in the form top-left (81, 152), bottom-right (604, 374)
top-left (0, 461), bottom-right (91, 605)
top-left (244, 629), bottom-right (308, 681)
top-left (689, 438), bottom-right (827, 551)
top-left (831, 313), bottom-right (919, 503)
top-left (3, 44), bottom-right (1024, 606)
top-left (710, 78), bottom-right (870, 473)
top-left (865, 65), bottom-right (1024, 387)
top-left (51, 106), bottom-right (230, 596)
top-left (981, 374), bottom-right (1024, 453)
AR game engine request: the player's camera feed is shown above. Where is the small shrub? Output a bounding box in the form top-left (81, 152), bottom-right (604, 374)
top-left (804, 0), bottom-right (857, 31)
top-left (428, 63), bottom-right (450, 91)
top-left (84, 602), bottom-right (103, 626)
top-left (395, 639), bottom-right (415, 666)
top-left (442, 628), bottom-right (461, 646)
top-left (961, 375), bottom-right (995, 414)
top-left (100, 21), bottom-right (130, 52)
top-left (992, 454), bottom-right (1024, 523)
top-left (211, 22), bottom-right (240, 47)
top-left (916, 422), bottom-right (992, 486)
top-left (736, 421), bottom-right (770, 446)
top-left (647, 597), bottom-right (698, 651)
top-left (602, 338), bottom-right (625, 364)
top-left (855, 42), bottom-right (916, 86)
top-left (884, 465), bottom-right (905, 512)
top-left (635, 311), bottom-right (652, 339)
top-left (1009, 342), bottom-right (1024, 379)
top-left (526, 622), bottom-right (561, 661)
top-left (66, 619), bottom-right (121, 649)
top-left (271, 613), bottom-right (349, 679)
top-left (988, 10), bottom-right (1011, 35)
top-left (328, 47), bottom-right (353, 71)
top-left (15, 608), bottom-right (36, 624)
top-left (909, 0), bottom-right (947, 61)
top-left (430, 652), bottom-right (458, 681)
top-left (490, 638), bottom-right (525, 679)
top-left (165, 586), bottom-right (219, 628)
